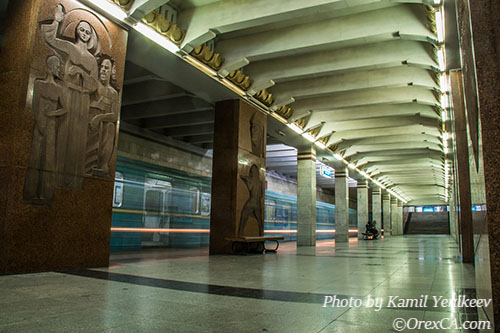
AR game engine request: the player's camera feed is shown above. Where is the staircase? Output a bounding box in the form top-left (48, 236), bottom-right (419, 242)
top-left (404, 212), bottom-right (450, 234)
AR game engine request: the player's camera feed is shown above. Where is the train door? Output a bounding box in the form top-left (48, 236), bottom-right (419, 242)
top-left (143, 178), bottom-right (171, 247)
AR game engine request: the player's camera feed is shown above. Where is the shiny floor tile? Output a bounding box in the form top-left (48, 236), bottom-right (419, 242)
top-left (0, 235), bottom-right (490, 332)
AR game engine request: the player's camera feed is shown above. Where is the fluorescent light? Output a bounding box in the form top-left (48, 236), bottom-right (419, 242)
top-left (134, 22), bottom-right (180, 54)
top-left (440, 74), bottom-right (450, 93)
top-left (88, 0), bottom-right (127, 21)
top-left (314, 141), bottom-right (327, 150)
top-left (333, 154), bottom-right (343, 161)
top-left (271, 112), bottom-right (288, 124)
top-left (437, 48), bottom-right (446, 71)
top-left (435, 10), bottom-right (444, 43)
top-left (287, 123), bottom-right (303, 134)
top-left (302, 132), bottom-right (316, 143)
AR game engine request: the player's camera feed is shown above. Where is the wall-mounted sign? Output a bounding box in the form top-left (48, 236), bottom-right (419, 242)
top-left (320, 165), bottom-right (334, 179)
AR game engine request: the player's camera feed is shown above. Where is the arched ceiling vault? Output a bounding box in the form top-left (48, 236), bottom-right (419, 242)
top-left (106, 0), bottom-right (450, 204)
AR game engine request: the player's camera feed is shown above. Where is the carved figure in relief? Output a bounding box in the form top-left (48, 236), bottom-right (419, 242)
top-left (86, 55), bottom-right (119, 176)
top-left (23, 55), bottom-right (66, 205)
top-left (238, 164), bottom-right (264, 236)
top-left (41, 4), bottom-right (99, 189)
top-left (250, 112), bottom-right (264, 157)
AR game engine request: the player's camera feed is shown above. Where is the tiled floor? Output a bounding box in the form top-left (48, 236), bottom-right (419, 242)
top-left (0, 235), bottom-right (492, 332)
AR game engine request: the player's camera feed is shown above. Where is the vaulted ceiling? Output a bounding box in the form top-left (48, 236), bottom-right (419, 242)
top-left (96, 0), bottom-right (450, 205)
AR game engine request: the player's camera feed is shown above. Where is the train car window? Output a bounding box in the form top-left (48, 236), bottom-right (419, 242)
top-left (265, 199), bottom-right (276, 220)
top-left (189, 187), bottom-right (201, 214)
top-left (112, 172), bottom-right (124, 208)
top-left (200, 193), bottom-right (211, 216)
top-left (276, 202), bottom-right (291, 222)
top-left (144, 178), bottom-right (171, 214)
top-left (145, 190), bottom-right (163, 213)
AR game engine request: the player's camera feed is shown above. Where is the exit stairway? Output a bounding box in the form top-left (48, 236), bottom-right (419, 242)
top-left (404, 212), bottom-right (450, 234)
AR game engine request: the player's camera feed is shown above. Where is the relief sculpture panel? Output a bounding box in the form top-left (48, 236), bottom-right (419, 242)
top-left (237, 111), bottom-right (267, 236)
top-left (23, 1), bottom-right (123, 205)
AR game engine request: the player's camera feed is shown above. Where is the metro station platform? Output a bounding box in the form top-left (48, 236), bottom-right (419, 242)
top-left (0, 235), bottom-right (487, 332)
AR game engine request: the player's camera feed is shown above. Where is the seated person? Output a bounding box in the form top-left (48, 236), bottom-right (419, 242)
top-left (365, 220), bottom-right (380, 239)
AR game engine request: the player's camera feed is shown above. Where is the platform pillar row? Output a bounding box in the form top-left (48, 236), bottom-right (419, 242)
top-left (382, 193), bottom-right (391, 236)
top-left (297, 146), bottom-right (317, 247)
top-left (334, 168), bottom-right (349, 242)
top-left (372, 190), bottom-right (382, 233)
top-left (390, 198), bottom-right (399, 236)
top-left (396, 200), bottom-right (404, 235)
top-left (356, 181), bottom-right (369, 240)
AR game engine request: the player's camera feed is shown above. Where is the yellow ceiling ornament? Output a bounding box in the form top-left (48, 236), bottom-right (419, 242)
top-left (227, 70), bottom-right (253, 91)
top-left (141, 10), bottom-right (185, 45)
top-left (110, 0), bottom-right (134, 11)
top-left (190, 45), bottom-right (224, 70)
top-left (255, 89), bottom-right (274, 106)
top-left (275, 106), bottom-right (293, 120)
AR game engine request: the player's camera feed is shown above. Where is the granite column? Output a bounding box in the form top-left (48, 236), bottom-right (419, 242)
top-left (210, 99), bottom-right (267, 254)
top-left (0, 0), bottom-right (128, 274)
top-left (335, 168), bottom-right (349, 242)
top-left (372, 189), bottom-right (382, 232)
top-left (297, 146), bottom-right (317, 246)
top-left (382, 193), bottom-right (391, 236)
top-left (356, 181), bottom-right (369, 239)
top-left (390, 197), bottom-right (398, 236)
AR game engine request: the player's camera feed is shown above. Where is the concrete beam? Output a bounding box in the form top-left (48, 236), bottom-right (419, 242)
top-left (216, 5), bottom-right (434, 63)
top-left (163, 123), bottom-right (214, 137)
top-left (292, 86), bottom-right (439, 115)
top-left (270, 66), bottom-right (439, 99)
top-left (244, 39), bottom-right (436, 83)
top-left (122, 79), bottom-right (186, 106)
top-left (143, 110), bottom-right (215, 129)
top-left (121, 96), bottom-right (213, 120)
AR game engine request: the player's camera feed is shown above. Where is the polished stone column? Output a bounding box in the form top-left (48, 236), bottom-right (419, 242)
top-left (356, 181), bottom-right (369, 239)
top-left (372, 189), bottom-right (382, 232)
top-left (396, 200), bottom-right (404, 235)
top-left (210, 100), bottom-right (267, 254)
top-left (335, 168), bottom-right (349, 242)
top-left (297, 146), bottom-right (316, 246)
top-left (390, 197), bottom-right (398, 236)
top-left (0, 0), bottom-right (127, 274)
top-left (382, 193), bottom-right (391, 236)
top-left (461, 0), bottom-right (500, 325)
top-left (449, 71), bottom-right (474, 263)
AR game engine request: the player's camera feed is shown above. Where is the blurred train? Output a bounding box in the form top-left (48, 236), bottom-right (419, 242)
top-left (110, 156), bottom-right (358, 251)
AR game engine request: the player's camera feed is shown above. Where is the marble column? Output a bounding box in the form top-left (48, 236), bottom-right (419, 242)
top-left (390, 197), bottom-right (398, 236)
top-left (0, 0), bottom-right (127, 274)
top-left (372, 190), bottom-right (382, 232)
top-left (460, 0), bottom-right (500, 325)
top-left (382, 193), bottom-right (391, 236)
top-left (297, 146), bottom-right (317, 246)
top-left (335, 168), bottom-right (349, 242)
top-left (397, 200), bottom-right (404, 235)
top-left (356, 181), bottom-right (369, 239)
top-left (210, 100), bottom-right (267, 254)
top-left (449, 71), bottom-right (474, 263)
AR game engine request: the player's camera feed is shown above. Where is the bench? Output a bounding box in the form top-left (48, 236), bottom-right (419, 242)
top-left (225, 236), bottom-right (285, 254)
